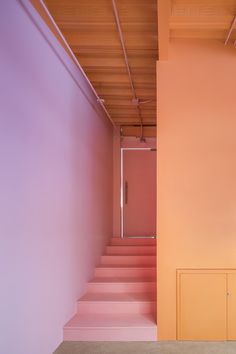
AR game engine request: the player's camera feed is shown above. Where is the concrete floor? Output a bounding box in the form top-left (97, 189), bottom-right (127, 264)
top-left (54, 341), bottom-right (236, 354)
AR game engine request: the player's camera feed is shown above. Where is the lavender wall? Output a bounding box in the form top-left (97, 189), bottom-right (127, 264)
top-left (0, 1), bottom-right (113, 354)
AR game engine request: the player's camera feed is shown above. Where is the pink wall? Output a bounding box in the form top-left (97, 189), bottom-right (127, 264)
top-left (157, 39), bottom-right (236, 339)
top-left (0, 1), bottom-right (113, 354)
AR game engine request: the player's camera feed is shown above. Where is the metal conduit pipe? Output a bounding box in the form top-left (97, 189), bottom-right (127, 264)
top-left (39, 0), bottom-right (116, 128)
top-left (225, 15), bottom-right (236, 45)
top-left (111, 0), bottom-right (145, 140)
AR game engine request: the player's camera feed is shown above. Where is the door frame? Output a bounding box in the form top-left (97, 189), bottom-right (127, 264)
top-left (120, 147), bottom-right (156, 238)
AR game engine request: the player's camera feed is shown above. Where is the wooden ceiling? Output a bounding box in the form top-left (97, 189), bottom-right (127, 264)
top-left (158, 0), bottom-right (236, 60)
top-left (170, 0), bottom-right (236, 41)
top-left (32, 0), bottom-right (236, 136)
top-left (44, 0), bottom-right (158, 129)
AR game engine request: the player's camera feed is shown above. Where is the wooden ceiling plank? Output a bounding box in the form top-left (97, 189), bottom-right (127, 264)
top-left (77, 55), bottom-right (156, 67)
top-left (57, 21), bottom-right (158, 33)
top-left (121, 126), bottom-right (156, 137)
top-left (170, 29), bottom-right (230, 39)
top-left (72, 47), bottom-right (158, 58)
top-left (170, 17), bottom-right (236, 31)
top-left (105, 101), bottom-right (156, 108)
top-left (115, 121), bottom-right (156, 126)
top-left (83, 66), bottom-right (156, 74)
top-left (157, 0), bottom-right (171, 60)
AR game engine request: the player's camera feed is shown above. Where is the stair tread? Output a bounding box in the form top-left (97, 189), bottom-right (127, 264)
top-left (107, 245), bottom-right (156, 248)
top-left (64, 313), bottom-right (156, 328)
top-left (103, 254), bottom-right (155, 256)
top-left (96, 265), bottom-right (156, 269)
top-left (90, 277), bottom-right (156, 283)
top-left (111, 238), bottom-right (156, 244)
top-left (103, 254), bottom-right (156, 257)
top-left (111, 238), bottom-right (156, 240)
top-left (79, 292), bottom-right (156, 302)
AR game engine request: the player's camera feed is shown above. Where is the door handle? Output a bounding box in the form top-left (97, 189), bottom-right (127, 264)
top-left (125, 181), bottom-right (128, 204)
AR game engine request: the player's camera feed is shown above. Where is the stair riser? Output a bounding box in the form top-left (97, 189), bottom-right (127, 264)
top-left (64, 327), bottom-right (157, 341)
top-left (94, 268), bottom-right (156, 278)
top-left (111, 238), bottom-right (156, 246)
top-left (77, 301), bottom-right (155, 315)
top-left (87, 282), bottom-right (156, 293)
top-left (106, 246), bottom-right (156, 255)
top-left (101, 255), bottom-right (156, 266)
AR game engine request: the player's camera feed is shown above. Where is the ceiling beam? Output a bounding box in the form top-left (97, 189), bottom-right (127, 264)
top-left (157, 0), bottom-right (171, 60)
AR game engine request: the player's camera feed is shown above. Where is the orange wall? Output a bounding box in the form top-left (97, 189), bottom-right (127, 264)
top-left (157, 39), bottom-right (236, 340)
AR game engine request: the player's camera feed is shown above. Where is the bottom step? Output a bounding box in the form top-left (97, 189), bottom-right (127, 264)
top-left (64, 313), bottom-right (157, 341)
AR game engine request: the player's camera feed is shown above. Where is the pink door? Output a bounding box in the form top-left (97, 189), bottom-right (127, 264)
top-left (122, 149), bottom-right (156, 237)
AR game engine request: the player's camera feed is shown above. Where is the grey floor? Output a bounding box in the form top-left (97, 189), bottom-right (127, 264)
top-left (54, 341), bottom-right (236, 354)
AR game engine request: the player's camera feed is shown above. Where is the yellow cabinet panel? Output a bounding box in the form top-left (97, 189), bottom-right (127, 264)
top-left (227, 274), bottom-right (236, 340)
top-left (178, 272), bottom-right (227, 340)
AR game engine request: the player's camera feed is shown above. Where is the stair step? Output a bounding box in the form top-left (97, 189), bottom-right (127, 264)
top-left (64, 313), bottom-right (157, 341)
top-left (63, 235), bottom-right (157, 342)
top-left (106, 245), bottom-right (156, 255)
top-left (90, 276), bottom-right (156, 282)
top-left (111, 238), bottom-right (156, 246)
top-left (101, 255), bottom-right (156, 266)
top-left (77, 292), bottom-right (156, 314)
top-left (94, 266), bottom-right (156, 278)
top-left (87, 278), bottom-right (156, 293)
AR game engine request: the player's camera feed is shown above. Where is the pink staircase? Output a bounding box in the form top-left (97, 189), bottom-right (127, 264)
top-left (64, 237), bottom-right (157, 341)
